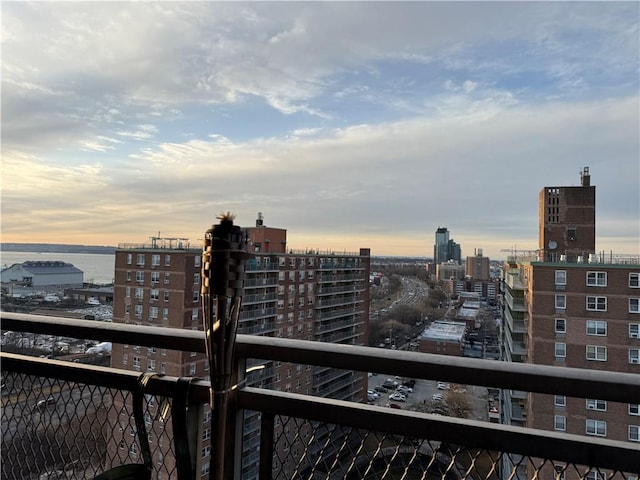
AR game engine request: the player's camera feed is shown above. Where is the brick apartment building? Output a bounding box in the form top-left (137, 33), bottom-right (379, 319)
top-left (501, 168), bottom-right (639, 480)
top-left (107, 216), bottom-right (371, 479)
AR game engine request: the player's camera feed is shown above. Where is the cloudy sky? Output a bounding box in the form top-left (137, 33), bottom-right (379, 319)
top-left (2, 2), bottom-right (639, 259)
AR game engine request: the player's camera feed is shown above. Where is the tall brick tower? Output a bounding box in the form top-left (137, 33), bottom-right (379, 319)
top-left (539, 167), bottom-right (596, 262)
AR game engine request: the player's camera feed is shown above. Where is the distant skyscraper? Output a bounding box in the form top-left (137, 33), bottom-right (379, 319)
top-left (466, 248), bottom-right (490, 280)
top-left (433, 227), bottom-right (461, 265)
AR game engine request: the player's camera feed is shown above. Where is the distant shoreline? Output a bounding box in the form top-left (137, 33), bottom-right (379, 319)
top-left (1, 243), bottom-right (116, 255)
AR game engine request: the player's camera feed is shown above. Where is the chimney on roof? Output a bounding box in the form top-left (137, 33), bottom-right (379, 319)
top-left (581, 167), bottom-right (590, 187)
top-left (256, 212), bottom-right (264, 227)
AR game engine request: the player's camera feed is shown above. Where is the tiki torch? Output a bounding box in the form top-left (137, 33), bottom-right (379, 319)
top-left (201, 213), bottom-right (249, 480)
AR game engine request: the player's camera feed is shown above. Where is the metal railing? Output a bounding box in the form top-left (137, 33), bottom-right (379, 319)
top-left (2, 312), bottom-right (639, 480)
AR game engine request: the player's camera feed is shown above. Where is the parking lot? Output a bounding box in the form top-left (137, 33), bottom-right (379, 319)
top-left (367, 372), bottom-right (489, 421)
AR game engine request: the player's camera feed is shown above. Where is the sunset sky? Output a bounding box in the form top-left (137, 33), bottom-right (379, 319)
top-left (2, 2), bottom-right (638, 258)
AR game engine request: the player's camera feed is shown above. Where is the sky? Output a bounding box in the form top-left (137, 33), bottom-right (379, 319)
top-left (2, 2), bottom-right (639, 259)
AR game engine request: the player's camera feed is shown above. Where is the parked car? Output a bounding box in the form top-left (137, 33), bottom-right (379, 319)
top-left (34, 396), bottom-right (56, 411)
top-left (397, 386), bottom-right (412, 395)
top-left (432, 393), bottom-right (444, 402)
top-left (367, 390), bottom-right (379, 399)
top-left (437, 382), bottom-right (449, 390)
top-left (402, 379), bottom-right (416, 388)
top-left (374, 386), bottom-right (388, 393)
top-left (389, 393), bottom-right (406, 402)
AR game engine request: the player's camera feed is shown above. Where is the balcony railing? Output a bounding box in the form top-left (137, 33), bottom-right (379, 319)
top-left (1, 312), bottom-right (639, 480)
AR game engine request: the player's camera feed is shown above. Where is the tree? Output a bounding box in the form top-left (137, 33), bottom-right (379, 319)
top-left (445, 386), bottom-right (471, 418)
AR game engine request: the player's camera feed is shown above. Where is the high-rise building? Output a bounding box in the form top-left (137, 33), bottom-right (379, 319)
top-left (433, 227), bottom-right (461, 265)
top-left (500, 169), bottom-right (640, 479)
top-left (108, 216), bottom-right (371, 479)
top-left (466, 248), bottom-right (490, 281)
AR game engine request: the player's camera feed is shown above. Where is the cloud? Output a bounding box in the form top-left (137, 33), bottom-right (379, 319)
top-left (1, 2), bottom-right (638, 257)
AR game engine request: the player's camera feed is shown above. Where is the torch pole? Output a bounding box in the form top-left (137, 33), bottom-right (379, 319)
top-left (201, 213), bottom-right (248, 480)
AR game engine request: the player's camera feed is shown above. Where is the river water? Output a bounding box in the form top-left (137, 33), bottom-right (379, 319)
top-left (1, 252), bottom-right (115, 285)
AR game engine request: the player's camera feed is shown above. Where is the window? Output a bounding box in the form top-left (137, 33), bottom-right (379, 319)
top-left (150, 289), bottom-right (159, 301)
top-left (123, 354), bottom-right (128, 365)
top-left (629, 425), bottom-right (640, 442)
top-left (192, 309), bottom-right (199, 320)
top-left (125, 304), bottom-right (130, 315)
top-left (160, 362), bottom-right (166, 374)
top-left (555, 342), bottom-right (566, 358)
top-left (202, 446), bottom-right (210, 458)
top-left (555, 270), bottom-right (567, 285)
top-left (586, 345), bottom-right (607, 361)
top-left (127, 253), bottom-right (132, 265)
top-left (586, 271), bottom-right (606, 287)
top-left (147, 359), bottom-right (156, 371)
top-left (151, 254), bottom-right (160, 266)
top-left (134, 288), bottom-right (143, 299)
top-left (630, 324), bottom-right (640, 339)
top-left (629, 348), bottom-right (640, 364)
top-left (164, 291), bottom-right (169, 302)
top-left (136, 271), bottom-right (144, 283)
top-left (162, 308), bottom-right (168, 320)
top-left (165, 255), bottom-right (171, 266)
top-left (586, 320), bottom-right (607, 336)
top-left (194, 256), bottom-right (201, 267)
top-left (586, 471), bottom-right (605, 480)
top-left (129, 443), bottom-right (138, 456)
top-left (164, 273), bottom-right (170, 284)
top-left (151, 272), bottom-right (160, 284)
top-left (125, 286), bottom-right (131, 298)
top-left (189, 363), bottom-right (196, 375)
top-left (201, 463), bottom-right (210, 476)
top-left (630, 298), bottom-right (640, 313)
top-left (554, 465), bottom-right (565, 480)
top-left (126, 271), bottom-right (131, 281)
top-left (193, 291), bottom-right (199, 302)
top-left (586, 399), bottom-right (607, 411)
top-left (555, 294), bottom-right (566, 310)
top-left (132, 356), bottom-right (141, 370)
top-left (194, 273), bottom-right (200, 285)
top-left (149, 306), bottom-right (158, 319)
top-left (586, 419), bottom-right (606, 436)
top-left (137, 254), bottom-right (145, 266)
top-left (629, 404), bottom-right (640, 416)
top-left (630, 273), bottom-right (640, 288)
top-left (555, 318), bottom-right (566, 334)
top-left (202, 428), bottom-right (211, 440)
top-left (586, 296), bottom-right (607, 311)
top-left (554, 395), bottom-right (566, 407)
top-left (134, 305), bottom-right (143, 318)
top-left (554, 415), bottom-right (566, 431)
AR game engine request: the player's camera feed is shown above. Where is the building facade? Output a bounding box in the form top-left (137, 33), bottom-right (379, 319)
top-left (0, 261), bottom-right (83, 287)
top-left (500, 169), bottom-right (640, 480)
top-left (466, 248), bottom-right (490, 280)
top-left (433, 227), bottom-right (461, 265)
top-left (108, 219), bottom-right (371, 479)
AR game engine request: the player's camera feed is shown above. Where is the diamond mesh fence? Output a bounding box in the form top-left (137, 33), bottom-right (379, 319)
top-left (0, 371), bottom-right (178, 480)
top-left (268, 414), bottom-right (638, 480)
